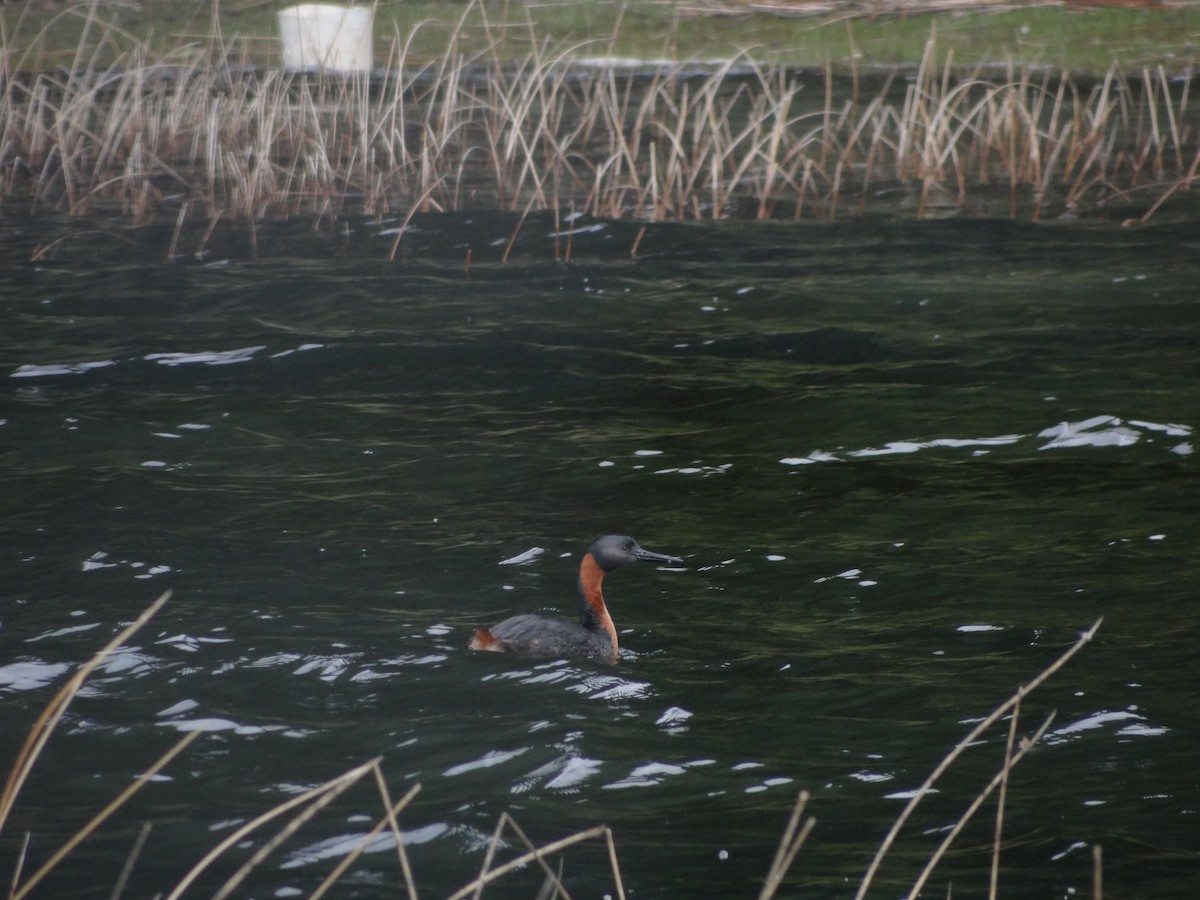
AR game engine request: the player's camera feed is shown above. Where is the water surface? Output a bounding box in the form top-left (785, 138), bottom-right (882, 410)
top-left (2, 213), bottom-right (1198, 898)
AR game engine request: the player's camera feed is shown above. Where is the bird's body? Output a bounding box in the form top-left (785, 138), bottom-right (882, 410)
top-left (468, 535), bottom-right (680, 662)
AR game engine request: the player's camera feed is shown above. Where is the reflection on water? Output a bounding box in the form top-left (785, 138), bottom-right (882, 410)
top-left (1, 214), bottom-right (1198, 898)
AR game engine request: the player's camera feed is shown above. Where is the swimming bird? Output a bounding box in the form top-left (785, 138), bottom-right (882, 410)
top-left (468, 535), bottom-right (681, 662)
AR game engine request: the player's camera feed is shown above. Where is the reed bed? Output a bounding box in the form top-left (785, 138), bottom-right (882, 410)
top-left (1, 6), bottom-right (1198, 235)
top-left (0, 592), bottom-right (1104, 897)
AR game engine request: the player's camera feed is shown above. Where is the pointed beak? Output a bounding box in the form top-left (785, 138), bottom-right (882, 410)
top-left (635, 547), bottom-right (683, 566)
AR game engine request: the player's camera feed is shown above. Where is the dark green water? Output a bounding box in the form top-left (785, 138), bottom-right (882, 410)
top-left (2, 213), bottom-right (1198, 898)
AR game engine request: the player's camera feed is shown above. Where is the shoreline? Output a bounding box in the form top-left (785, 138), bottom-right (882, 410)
top-left (2, 2), bottom-right (1199, 240)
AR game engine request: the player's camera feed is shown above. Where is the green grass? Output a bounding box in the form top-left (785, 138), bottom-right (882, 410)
top-left (3, 0), bottom-right (1199, 75)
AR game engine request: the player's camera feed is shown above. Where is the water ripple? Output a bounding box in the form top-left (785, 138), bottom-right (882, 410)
top-left (281, 823), bottom-right (447, 870)
top-left (0, 660), bottom-right (72, 692)
top-left (1046, 708), bottom-right (1169, 744)
top-left (780, 415), bottom-right (1193, 465)
top-left (443, 747), bottom-right (529, 777)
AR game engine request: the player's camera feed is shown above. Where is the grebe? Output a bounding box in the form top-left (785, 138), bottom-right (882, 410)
top-left (468, 535), bottom-right (681, 662)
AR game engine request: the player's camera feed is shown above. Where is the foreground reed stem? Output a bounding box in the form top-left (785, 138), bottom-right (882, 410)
top-left (854, 617), bottom-right (1103, 900)
top-left (0, 590), bottom-right (173, 833)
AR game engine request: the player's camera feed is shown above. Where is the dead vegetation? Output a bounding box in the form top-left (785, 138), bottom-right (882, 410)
top-left (1, 2), bottom-right (1198, 240)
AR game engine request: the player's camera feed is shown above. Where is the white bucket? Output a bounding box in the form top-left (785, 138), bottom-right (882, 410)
top-left (278, 4), bottom-right (374, 73)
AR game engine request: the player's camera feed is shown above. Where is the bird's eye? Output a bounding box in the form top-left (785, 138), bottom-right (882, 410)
top-left (624, 540), bottom-right (634, 551)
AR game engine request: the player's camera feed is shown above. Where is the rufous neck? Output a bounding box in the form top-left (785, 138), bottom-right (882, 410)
top-left (577, 552), bottom-right (617, 656)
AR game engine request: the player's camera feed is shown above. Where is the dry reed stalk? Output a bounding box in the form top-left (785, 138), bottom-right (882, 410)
top-left (3, 8), bottom-right (1200, 227)
top-left (208, 758), bottom-right (369, 900)
top-left (305, 780), bottom-right (421, 900)
top-left (754, 69), bottom-right (801, 218)
top-left (670, 72), bottom-right (708, 211)
top-left (1033, 120), bottom-right (1073, 221)
top-left (0, 591), bottom-right (197, 900)
top-left (502, 195), bottom-right (537, 261)
top-left (8, 832), bottom-right (29, 898)
top-left (470, 805), bottom-right (511, 900)
top-left (906, 709), bottom-right (1057, 898)
top-left (565, 202), bottom-right (575, 261)
top-left (109, 820), bottom-right (153, 900)
top-left (446, 820), bottom-right (626, 900)
top-left (853, 617), bottom-right (1103, 900)
top-left (11, 730), bottom-right (202, 900)
top-left (1159, 65), bottom-right (1184, 173)
top-left (639, 88), bottom-right (681, 218)
top-left (988, 696), bottom-right (1022, 899)
top-left (587, 67), bottom-right (646, 217)
top-left (552, 203), bottom-right (561, 260)
top-left (604, 828), bottom-right (627, 900)
top-left (757, 617), bottom-right (1098, 897)
top-left (758, 790), bottom-right (815, 900)
top-left (834, 86), bottom-right (886, 198)
top-left (0, 590), bottom-right (424, 900)
top-left (163, 757), bottom-right (383, 900)
top-left (829, 158), bottom-right (845, 219)
top-left (706, 61), bottom-right (801, 218)
top-left (648, 139), bottom-right (661, 218)
top-left (387, 174), bottom-right (447, 260)
top-left (0, 590), bottom-right (172, 833)
top-left (493, 813), bottom-right (573, 897)
top-left (167, 200), bottom-right (187, 260)
top-left (371, 769), bottom-right (421, 899)
top-left (795, 157), bottom-right (814, 219)
top-left (1142, 67), bottom-right (1166, 176)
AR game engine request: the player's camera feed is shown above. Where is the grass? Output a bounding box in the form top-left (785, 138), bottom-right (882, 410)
top-left (4, 1), bottom-right (1200, 75)
top-left (0, 591), bottom-right (1104, 897)
top-left (1, 1), bottom-right (1199, 253)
